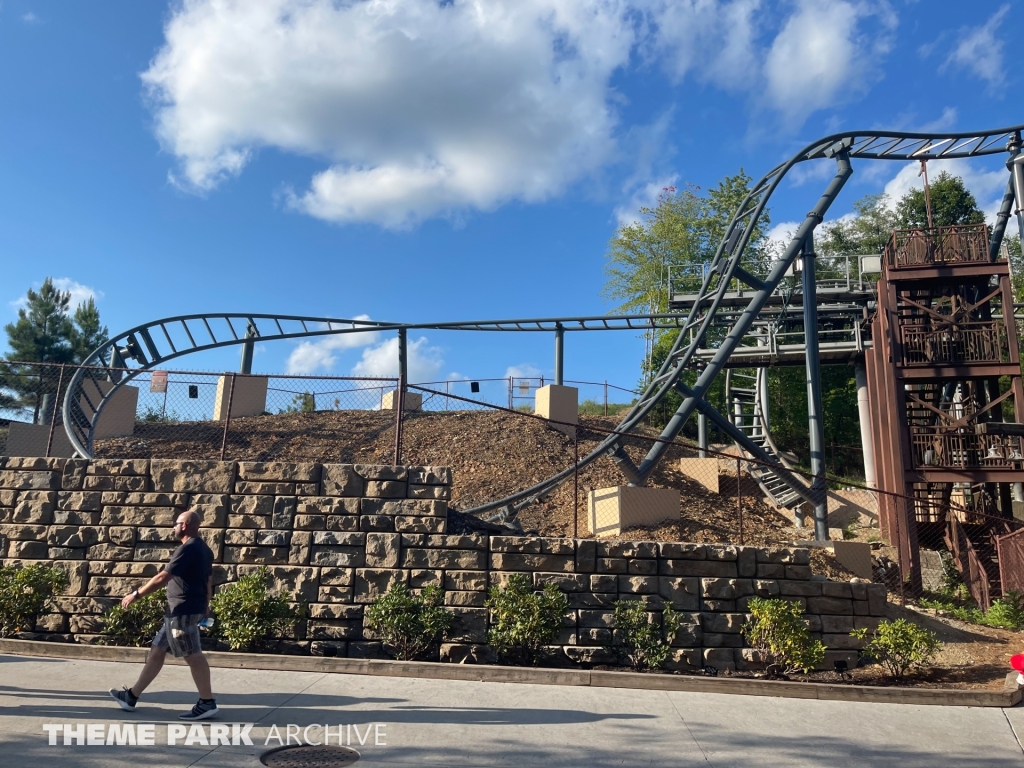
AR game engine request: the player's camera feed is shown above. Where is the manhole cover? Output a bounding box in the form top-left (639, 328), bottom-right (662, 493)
top-left (260, 744), bottom-right (360, 767)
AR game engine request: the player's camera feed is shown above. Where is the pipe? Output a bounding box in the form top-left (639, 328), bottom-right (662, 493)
top-left (1009, 134), bottom-right (1024, 243)
top-left (398, 327), bottom-right (408, 390)
top-left (802, 232), bottom-right (830, 541)
top-left (854, 360), bottom-right (877, 491)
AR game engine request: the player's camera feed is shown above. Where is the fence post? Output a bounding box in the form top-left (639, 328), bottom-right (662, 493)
top-left (573, 427), bottom-right (579, 539)
top-left (445, 380), bottom-right (450, 412)
top-left (45, 363), bottom-right (66, 458)
top-left (393, 375), bottom-right (405, 465)
top-left (219, 372), bottom-right (236, 461)
top-left (736, 454), bottom-right (744, 546)
top-left (604, 381), bottom-right (608, 416)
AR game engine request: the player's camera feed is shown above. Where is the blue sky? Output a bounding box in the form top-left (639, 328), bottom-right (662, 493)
top-left (1, 0), bottom-right (1020, 399)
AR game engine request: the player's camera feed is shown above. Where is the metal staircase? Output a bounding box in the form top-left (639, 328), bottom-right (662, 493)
top-left (725, 368), bottom-right (807, 509)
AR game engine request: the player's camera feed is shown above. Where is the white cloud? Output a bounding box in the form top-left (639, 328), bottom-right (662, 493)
top-left (505, 363), bottom-right (543, 381)
top-left (613, 176), bottom-right (679, 227)
top-left (142, 0), bottom-right (635, 228)
top-left (141, 0), bottom-right (902, 227)
top-left (788, 159), bottom-right (836, 187)
top-left (351, 335), bottom-right (444, 383)
top-left (942, 5), bottom-right (1009, 91)
top-left (284, 315), bottom-right (380, 374)
top-left (881, 159), bottom-right (1008, 225)
top-left (11, 278), bottom-right (103, 313)
top-left (22, 12), bottom-right (40, 24)
top-left (650, 0), bottom-right (761, 89)
top-left (762, 0), bottom-right (895, 128)
top-left (919, 107), bottom-right (958, 133)
top-left (52, 278), bottom-right (103, 309)
top-left (765, 220), bottom-right (801, 257)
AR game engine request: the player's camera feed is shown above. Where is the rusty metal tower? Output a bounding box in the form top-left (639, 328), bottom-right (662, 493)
top-left (866, 222), bottom-right (1024, 604)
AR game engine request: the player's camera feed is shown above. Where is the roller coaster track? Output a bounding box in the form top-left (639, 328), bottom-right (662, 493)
top-left (63, 124), bottom-right (1024, 523)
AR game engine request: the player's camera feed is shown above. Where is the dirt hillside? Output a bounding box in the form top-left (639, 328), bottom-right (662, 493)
top-left (97, 408), bottom-right (796, 544)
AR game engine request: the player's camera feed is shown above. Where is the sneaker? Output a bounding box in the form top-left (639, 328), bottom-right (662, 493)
top-left (108, 686), bottom-right (138, 712)
top-left (179, 699), bottom-right (219, 720)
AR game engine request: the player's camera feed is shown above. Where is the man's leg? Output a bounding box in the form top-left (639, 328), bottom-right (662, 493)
top-left (183, 651), bottom-right (213, 700)
top-left (131, 645), bottom-right (167, 697)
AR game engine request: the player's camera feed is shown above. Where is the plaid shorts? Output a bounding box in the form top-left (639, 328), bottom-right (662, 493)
top-left (153, 613), bottom-right (204, 658)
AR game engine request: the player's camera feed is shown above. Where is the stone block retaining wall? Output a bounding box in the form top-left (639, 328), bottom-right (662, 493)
top-left (0, 457), bottom-right (886, 671)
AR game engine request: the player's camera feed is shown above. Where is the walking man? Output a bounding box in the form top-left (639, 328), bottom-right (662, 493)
top-left (108, 509), bottom-right (220, 720)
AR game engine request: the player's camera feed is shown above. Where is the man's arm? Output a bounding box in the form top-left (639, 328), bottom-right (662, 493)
top-left (120, 570), bottom-right (173, 609)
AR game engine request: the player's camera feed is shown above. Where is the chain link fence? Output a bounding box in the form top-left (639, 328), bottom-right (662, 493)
top-left (0, 361), bottom-right (399, 462)
top-left (4, 360), bottom-right (1023, 619)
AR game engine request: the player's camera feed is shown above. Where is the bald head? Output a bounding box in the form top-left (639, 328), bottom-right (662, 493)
top-left (175, 510), bottom-right (201, 537)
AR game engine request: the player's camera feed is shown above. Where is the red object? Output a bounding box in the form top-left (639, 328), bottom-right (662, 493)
top-left (1010, 654), bottom-right (1024, 672)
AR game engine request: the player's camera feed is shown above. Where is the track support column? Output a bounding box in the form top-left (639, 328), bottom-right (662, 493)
top-left (397, 327), bottom-right (408, 390)
top-left (802, 232), bottom-right (829, 540)
top-left (239, 321), bottom-right (256, 374)
top-left (854, 359), bottom-right (876, 491)
top-left (554, 323), bottom-right (564, 386)
top-left (698, 413), bottom-right (708, 458)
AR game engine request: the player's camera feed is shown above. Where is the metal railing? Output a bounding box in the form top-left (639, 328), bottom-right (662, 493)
top-left (910, 431), bottom-right (1024, 470)
top-left (900, 321), bottom-right (1009, 365)
top-left (884, 224), bottom-right (990, 269)
top-left (667, 251), bottom-right (873, 298)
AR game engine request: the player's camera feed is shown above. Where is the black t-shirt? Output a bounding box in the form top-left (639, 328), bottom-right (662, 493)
top-left (164, 537), bottom-right (214, 617)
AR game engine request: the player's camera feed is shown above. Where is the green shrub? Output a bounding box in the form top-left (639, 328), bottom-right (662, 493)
top-left (981, 591), bottom-right (1024, 631)
top-left (611, 600), bottom-right (682, 671)
top-left (365, 583), bottom-right (454, 660)
top-left (743, 597), bottom-right (825, 675)
top-left (0, 563), bottom-right (68, 637)
top-left (917, 593), bottom-right (984, 624)
top-left (851, 618), bottom-right (941, 679)
top-left (486, 574), bottom-right (568, 666)
top-left (210, 567), bottom-right (303, 652)
top-left (280, 392), bottom-right (316, 414)
top-left (100, 590), bottom-right (166, 647)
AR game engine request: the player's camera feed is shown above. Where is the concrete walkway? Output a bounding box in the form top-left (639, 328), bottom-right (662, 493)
top-left (1, 652), bottom-right (1022, 767)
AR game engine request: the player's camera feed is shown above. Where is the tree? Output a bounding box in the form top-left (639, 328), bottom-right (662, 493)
top-left (0, 278), bottom-right (108, 421)
top-left (817, 193), bottom-right (898, 258)
top-left (895, 171), bottom-right (985, 229)
top-left (3, 278), bottom-right (74, 365)
top-left (603, 171), bottom-right (770, 415)
top-left (69, 297), bottom-right (109, 363)
top-left (603, 170), bottom-right (771, 316)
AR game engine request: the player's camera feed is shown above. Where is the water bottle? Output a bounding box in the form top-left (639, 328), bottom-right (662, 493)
top-left (199, 617), bottom-right (215, 629)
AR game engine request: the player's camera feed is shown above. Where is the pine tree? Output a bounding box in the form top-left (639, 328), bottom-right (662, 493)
top-left (0, 278), bottom-right (107, 422)
top-left (70, 297), bottom-right (109, 363)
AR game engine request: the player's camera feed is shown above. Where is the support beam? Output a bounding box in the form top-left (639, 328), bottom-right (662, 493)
top-left (698, 412), bottom-right (708, 458)
top-left (239, 323), bottom-right (255, 375)
top-left (633, 153), bottom-right (853, 481)
top-left (679, 384), bottom-right (820, 508)
top-left (554, 323), bottom-right (564, 386)
top-left (854, 359), bottom-right (876, 491)
top-left (397, 327), bottom-right (408, 389)
top-left (802, 233), bottom-right (830, 541)
top-left (1008, 133), bottom-right (1024, 245)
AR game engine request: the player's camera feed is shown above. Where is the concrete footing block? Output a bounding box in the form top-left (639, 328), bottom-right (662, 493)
top-left (588, 486), bottom-right (679, 537)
